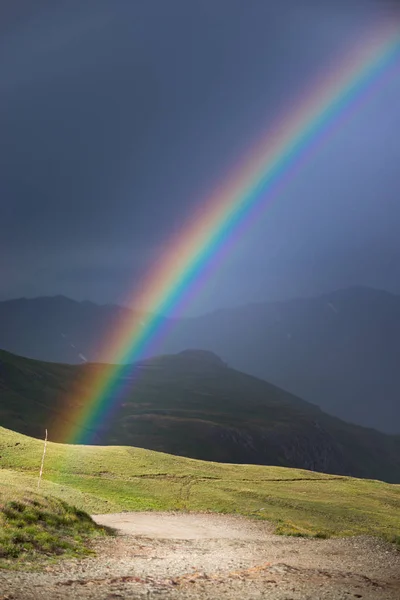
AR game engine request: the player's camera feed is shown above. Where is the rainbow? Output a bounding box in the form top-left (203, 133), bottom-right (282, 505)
top-left (62, 23), bottom-right (399, 444)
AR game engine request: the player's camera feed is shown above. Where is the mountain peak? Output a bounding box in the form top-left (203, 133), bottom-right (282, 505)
top-left (176, 349), bottom-right (227, 367)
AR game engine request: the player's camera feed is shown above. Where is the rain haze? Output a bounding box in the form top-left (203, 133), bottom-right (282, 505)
top-left (0, 0), bottom-right (399, 315)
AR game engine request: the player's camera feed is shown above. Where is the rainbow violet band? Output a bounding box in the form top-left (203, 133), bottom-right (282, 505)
top-left (60, 23), bottom-right (400, 444)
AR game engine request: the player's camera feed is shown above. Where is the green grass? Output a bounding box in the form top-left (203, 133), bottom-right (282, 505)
top-left (1, 426), bottom-right (399, 547)
top-left (0, 482), bottom-right (110, 567)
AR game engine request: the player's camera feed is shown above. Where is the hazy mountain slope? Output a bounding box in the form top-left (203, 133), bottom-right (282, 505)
top-left (160, 287), bottom-right (400, 433)
top-left (0, 287), bottom-right (399, 433)
top-left (0, 348), bottom-right (399, 483)
top-left (0, 295), bottom-right (170, 364)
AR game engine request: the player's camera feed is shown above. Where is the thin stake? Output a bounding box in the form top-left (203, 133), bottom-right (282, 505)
top-left (38, 429), bottom-right (48, 489)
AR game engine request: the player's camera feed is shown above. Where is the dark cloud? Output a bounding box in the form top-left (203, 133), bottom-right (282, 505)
top-left (1, 0), bottom-right (399, 312)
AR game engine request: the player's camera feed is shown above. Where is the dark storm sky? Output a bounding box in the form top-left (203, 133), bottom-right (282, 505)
top-left (1, 0), bottom-right (399, 315)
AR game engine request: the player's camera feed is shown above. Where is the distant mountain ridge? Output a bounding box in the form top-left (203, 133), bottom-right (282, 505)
top-left (0, 294), bottom-right (160, 364)
top-left (0, 286), bottom-right (399, 433)
top-left (1, 348), bottom-right (399, 483)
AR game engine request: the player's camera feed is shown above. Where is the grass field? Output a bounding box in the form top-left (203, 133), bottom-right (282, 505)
top-left (1, 426), bottom-right (399, 548)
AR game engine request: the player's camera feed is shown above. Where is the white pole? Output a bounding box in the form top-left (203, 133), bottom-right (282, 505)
top-left (38, 429), bottom-right (48, 489)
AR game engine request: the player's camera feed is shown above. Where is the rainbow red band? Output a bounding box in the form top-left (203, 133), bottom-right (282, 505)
top-left (59, 23), bottom-right (399, 444)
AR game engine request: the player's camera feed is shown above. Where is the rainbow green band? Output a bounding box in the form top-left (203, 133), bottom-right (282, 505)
top-left (60, 24), bottom-right (399, 444)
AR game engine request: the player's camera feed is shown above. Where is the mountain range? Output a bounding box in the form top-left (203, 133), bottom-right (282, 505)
top-left (0, 286), bottom-right (399, 433)
top-left (1, 347), bottom-right (399, 483)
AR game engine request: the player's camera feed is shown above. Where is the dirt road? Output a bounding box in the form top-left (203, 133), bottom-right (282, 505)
top-left (1, 512), bottom-right (399, 599)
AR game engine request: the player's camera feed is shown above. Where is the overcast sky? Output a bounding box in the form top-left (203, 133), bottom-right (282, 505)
top-left (1, 0), bottom-right (399, 315)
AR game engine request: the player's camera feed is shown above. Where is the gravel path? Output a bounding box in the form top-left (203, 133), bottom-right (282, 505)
top-left (1, 512), bottom-right (399, 600)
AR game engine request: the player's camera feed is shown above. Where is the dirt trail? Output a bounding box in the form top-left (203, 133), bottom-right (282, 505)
top-left (93, 511), bottom-right (273, 539)
top-left (1, 512), bottom-right (399, 600)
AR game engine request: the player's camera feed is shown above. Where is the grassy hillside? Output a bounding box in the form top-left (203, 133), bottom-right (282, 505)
top-left (1, 427), bottom-right (399, 545)
top-left (1, 349), bottom-right (400, 482)
top-left (0, 481), bottom-right (108, 564)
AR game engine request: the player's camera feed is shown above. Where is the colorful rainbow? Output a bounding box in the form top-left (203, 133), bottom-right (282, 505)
top-left (62, 23), bottom-right (400, 444)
